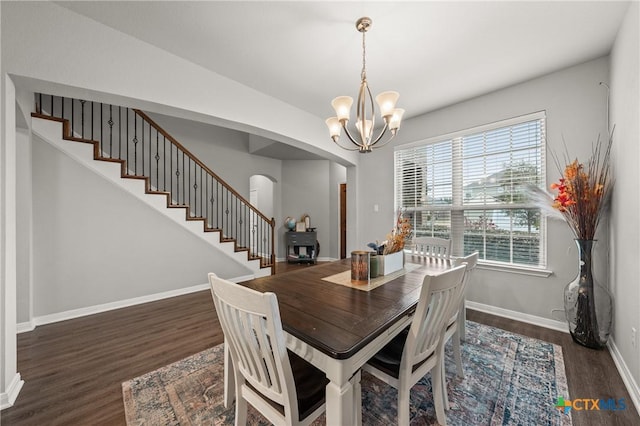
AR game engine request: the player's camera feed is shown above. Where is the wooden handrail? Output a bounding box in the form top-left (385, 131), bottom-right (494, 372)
top-left (133, 110), bottom-right (273, 225)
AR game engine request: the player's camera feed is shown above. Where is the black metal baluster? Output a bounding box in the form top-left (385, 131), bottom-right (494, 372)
top-left (91, 101), bottom-right (95, 141)
top-left (170, 141), bottom-right (173, 202)
top-left (182, 151), bottom-right (185, 205)
top-left (164, 136), bottom-right (167, 192)
top-left (126, 109), bottom-right (129, 173)
top-left (148, 121), bottom-right (152, 183)
top-left (176, 147), bottom-right (181, 204)
top-left (133, 113), bottom-right (138, 175)
top-left (71, 98), bottom-right (74, 134)
top-left (155, 131), bottom-right (160, 192)
top-left (108, 105), bottom-right (113, 157)
top-left (80, 100), bottom-right (85, 138)
top-left (118, 107), bottom-right (122, 160)
top-left (141, 119), bottom-right (145, 176)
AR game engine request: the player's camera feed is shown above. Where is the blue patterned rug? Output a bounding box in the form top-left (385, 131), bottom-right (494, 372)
top-left (122, 321), bottom-right (571, 425)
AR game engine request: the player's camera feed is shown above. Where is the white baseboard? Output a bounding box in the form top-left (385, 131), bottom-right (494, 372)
top-left (17, 274), bottom-right (255, 333)
top-left (0, 373), bottom-right (24, 410)
top-left (466, 300), bottom-right (569, 333)
top-left (16, 320), bottom-right (36, 334)
top-left (607, 338), bottom-right (640, 416)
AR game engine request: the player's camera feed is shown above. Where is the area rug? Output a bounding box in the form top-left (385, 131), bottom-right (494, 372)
top-left (122, 321), bottom-right (572, 425)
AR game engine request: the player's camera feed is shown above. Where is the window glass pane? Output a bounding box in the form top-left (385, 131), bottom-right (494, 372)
top-left (463, 209), bottom-right (541, 266)
top-left (395, 112), bottom-right (545, 268)
top-left (409, 210), bottom-right (451, 240)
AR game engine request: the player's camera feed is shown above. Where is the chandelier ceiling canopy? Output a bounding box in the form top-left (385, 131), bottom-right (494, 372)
top-left (326, 17), bottom-right (404, 153)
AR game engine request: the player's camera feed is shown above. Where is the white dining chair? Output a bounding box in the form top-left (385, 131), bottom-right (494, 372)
top-left (412, 236), bottom-right (452, 260)
top-left (440, 252), bottom-right (479, 409)
top-left (362, 264), bottom-right (467, 426)
top-left (208, 273), bottom-right (328, 426)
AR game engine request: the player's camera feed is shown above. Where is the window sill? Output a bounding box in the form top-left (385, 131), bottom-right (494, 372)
top-left (477, 261), bottom-right (553, 277)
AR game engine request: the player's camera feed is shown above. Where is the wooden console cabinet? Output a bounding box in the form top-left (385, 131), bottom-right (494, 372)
top-left (285, 231), bottom-right (317, 264)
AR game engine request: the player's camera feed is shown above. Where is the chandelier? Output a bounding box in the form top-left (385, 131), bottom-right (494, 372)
top-left (325, 17), bottom-right (404, 153)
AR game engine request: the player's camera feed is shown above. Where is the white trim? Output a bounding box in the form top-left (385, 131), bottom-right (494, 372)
top-left (16, 274), bottom-right (255, 332)
top-left (16, 320), bottom-right (35, 334)
top-left (466, 301), bottom-right (568, 333)
top-left (0, 373), bottom-right (24, 410)
top-left (607, 338), bottom-right (640, 416)
top-left (477, 261), bottom-right (553, 277)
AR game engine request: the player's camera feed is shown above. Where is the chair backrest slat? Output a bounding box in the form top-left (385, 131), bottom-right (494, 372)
top-left (209, 273), bottom-right (297, 414)
top-left (412, 237), bottom-right (452, 259)
top-left (401, 264), bottom-right (466, 374)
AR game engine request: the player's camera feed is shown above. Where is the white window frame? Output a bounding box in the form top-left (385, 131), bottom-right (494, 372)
top-left (394, 111), bottom-right (552, 276)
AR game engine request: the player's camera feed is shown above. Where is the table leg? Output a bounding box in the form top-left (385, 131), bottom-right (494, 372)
top-left (325, 372), bottom-right (362, 426)
top-left (223, 340), bottom-right (235, 408)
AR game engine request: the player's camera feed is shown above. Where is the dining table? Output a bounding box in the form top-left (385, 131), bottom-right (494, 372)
top-left (224, 254), bottom-right (454, 425)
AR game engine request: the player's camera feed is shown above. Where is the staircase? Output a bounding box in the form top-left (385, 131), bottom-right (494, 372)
top-left (31, 94), bottom-right (275, 276)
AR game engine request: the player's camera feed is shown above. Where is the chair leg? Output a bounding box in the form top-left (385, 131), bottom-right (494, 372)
top-left (458, 300), bottom-right (466, 342)
top-left (234, 379), bottom-right (247, 426)
top-left (432, 364), bottom-right (448, 426)
top-left (452, 330), bottom-right (464, 378)
top-left (440, 345), bottom-right (450, 410)
top-left (397, 386), bottom-right (411, 426)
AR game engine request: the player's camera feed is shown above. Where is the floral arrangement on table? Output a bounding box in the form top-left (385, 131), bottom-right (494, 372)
top-left (383, 210), bottom-right (412, 254)
top-left (367, 210), bottom-right (412, 255)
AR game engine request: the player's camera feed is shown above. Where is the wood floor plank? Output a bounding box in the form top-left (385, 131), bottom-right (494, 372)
top-left (2, 262), bottom-right (638, 425)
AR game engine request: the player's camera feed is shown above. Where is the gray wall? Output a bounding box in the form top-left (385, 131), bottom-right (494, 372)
top-left (356, 56), bottom-right (610, 321)
top-left (30, 134), bottom-right (250, 317)
top-left (281, 160), bottom-right (332, 259)
top-left (610, 0), bottom-right (640, 400)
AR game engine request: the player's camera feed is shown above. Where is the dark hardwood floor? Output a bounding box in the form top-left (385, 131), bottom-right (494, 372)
top-left (2, 261), bottom-right (638, 425)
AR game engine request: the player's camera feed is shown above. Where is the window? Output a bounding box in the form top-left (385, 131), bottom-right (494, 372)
top-left (395, 112), bottom-right (546, 268)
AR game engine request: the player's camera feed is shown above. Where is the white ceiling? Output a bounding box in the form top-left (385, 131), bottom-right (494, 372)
top-left (55, 1), bottom-right (630, 158)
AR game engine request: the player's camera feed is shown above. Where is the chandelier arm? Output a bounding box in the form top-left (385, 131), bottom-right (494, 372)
top-left (370, 131), bottom-right (397, 150)
top-left (332, 137), bottom-right (361, 151)
top-left (342, 123), bottom-right (368, 149)
top-left (369, 122), bottom-right (390, 147)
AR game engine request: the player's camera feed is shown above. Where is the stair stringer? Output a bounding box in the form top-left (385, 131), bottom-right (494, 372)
top-left (31, 116), bottom-right (271, 279)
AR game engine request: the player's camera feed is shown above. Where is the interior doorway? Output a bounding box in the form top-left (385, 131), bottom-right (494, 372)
top-left (340, 183), bottom-right (347, 259)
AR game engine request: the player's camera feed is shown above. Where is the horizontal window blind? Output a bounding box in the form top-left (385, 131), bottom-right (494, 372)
top-left (394, 112), bottom-right (546, 268)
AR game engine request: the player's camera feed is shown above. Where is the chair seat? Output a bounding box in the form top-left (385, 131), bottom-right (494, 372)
top-left (251, 350), bottom-right (328, 421)
top-left (289, 350), bottom-right (329, 420)
top-left (367, 328), bottom-right (435, 379)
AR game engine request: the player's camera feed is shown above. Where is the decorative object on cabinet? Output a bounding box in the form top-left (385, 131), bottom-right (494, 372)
top-left (302, 214), bottom-right (311, 230)
top-left (295, 222), bottom-right (306, 232)
top-left (284, 216), bottom-right (296, 231)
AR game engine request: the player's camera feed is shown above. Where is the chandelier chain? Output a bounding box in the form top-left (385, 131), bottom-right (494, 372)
top-left (361, 30), bottom-right (367, 82)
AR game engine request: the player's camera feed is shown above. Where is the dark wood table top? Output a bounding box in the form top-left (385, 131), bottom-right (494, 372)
top-left (239, 255), bottom-right (452, 360)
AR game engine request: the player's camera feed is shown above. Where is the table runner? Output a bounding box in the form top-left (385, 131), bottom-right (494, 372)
top-left (321, 262), bottom-right (421, 291)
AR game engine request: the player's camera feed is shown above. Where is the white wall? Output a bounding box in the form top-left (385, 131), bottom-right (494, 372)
top-left (250, 175), bottom-right (275, 220)
top-left (357, 57), bottom-right (610, 321)
top-left (610, 0), bottom-right (640, 402)
top-left (15, 129), bottom-right (31, 324)
top-left (30, 134), bottom-right (250, 317)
